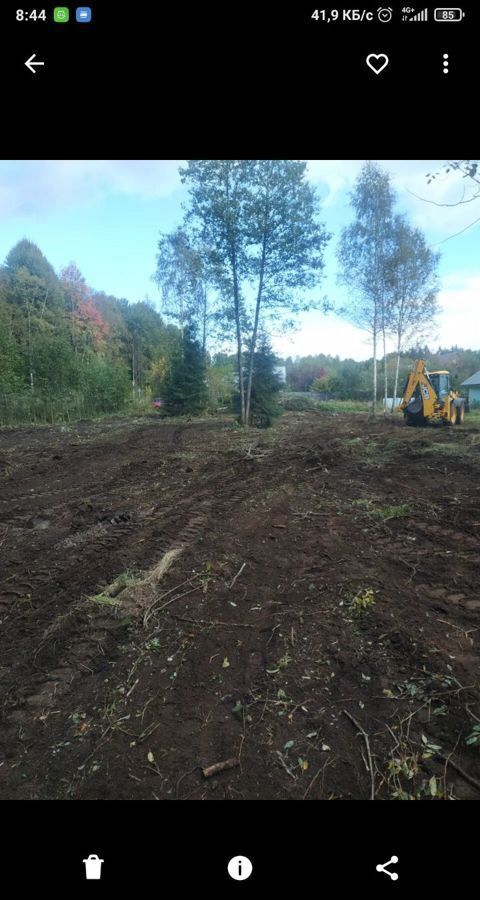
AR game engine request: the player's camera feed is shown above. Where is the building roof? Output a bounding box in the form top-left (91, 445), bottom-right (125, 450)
top-left (461, 370), bottom-right (480, 387)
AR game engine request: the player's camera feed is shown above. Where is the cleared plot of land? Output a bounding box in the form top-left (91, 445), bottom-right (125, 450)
top-left (1, 411), bottom-right (480, 800)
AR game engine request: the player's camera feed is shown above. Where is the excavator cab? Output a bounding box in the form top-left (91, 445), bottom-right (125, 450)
top-left (429, 371), bottom-right (450, 400)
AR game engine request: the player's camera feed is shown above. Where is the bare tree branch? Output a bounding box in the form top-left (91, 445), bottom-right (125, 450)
top-left (407, 188), bottom-right (480, 208)
top-left (433, 214), bottom-right (480, 245)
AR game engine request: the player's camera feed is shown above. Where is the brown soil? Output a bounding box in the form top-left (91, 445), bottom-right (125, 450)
top-left (1, 410), bottom-right (480, 800)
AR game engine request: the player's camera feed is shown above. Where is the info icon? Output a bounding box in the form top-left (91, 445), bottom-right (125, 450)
top-left (227, 856), bottom-right (253, 881)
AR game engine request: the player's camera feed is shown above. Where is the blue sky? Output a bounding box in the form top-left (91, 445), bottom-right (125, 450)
top-left (0, 160), bottom-right (479, 360)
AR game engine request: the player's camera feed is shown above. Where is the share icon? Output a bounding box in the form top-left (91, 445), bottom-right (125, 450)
top-left (376, 855), bottom-right (399, 880)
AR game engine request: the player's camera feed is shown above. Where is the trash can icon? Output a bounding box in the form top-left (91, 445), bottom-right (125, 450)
top-left (83, 854), bottom-right (104, 880)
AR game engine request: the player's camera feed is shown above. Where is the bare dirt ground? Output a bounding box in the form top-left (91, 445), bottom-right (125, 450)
top-left (1, 410), bottom-right (480, 800)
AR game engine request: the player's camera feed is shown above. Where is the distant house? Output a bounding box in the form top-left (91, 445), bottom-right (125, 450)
top-left (461, 371), bottom-right (480, 407)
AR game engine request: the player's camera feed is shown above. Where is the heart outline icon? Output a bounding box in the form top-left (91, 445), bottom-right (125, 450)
top-left (366, 53), bottom-right (389, 75)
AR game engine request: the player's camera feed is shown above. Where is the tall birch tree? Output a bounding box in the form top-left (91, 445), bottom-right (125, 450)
top-left (337, 162), bottom-right (396, 416)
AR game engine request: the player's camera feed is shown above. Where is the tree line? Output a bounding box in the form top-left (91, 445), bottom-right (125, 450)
top-left (2, 159), bottom-right (474, 427)
top-left (0, 237), bottom-right (282, 427)
top-left (0, 239), bottom-right (180, 424)
top-left (283, 347), bottom-right (480, 400)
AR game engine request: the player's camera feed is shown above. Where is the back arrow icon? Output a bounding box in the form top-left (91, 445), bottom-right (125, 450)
top-left (25, 54), bottom-right (45, 74)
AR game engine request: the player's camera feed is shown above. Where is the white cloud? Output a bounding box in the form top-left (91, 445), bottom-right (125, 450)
top-left (437, 273), bottom-right (480, 347)
top-left (307, 159), bottom-right (480, 238)
top-left (271, 270), bottom-right (480, 361)
top-left (0, 160), bottom-right (183, 216)
top-left (306, 160), bottom-right (363, 205)
top-left (3, 159), bottom-right (479, 242)
top-left (272, 312), bottom-right (372, 361)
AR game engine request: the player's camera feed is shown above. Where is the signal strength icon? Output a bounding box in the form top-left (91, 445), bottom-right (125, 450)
top-left (407, 7), bottom-right (429, 19)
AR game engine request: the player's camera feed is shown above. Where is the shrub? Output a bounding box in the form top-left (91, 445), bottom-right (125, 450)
top-left (281, 394), bottom-right (319, 411)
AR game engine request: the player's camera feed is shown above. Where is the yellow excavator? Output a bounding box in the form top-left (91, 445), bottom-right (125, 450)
top-left (398, 359), bottom-right (466, 426)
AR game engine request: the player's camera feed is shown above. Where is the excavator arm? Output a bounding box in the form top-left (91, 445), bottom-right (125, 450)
top-left (398, 359), bottom-right (437, 418)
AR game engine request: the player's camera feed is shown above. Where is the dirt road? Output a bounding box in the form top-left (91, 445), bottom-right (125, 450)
top-left (1, 410), bottom-right (479, 799)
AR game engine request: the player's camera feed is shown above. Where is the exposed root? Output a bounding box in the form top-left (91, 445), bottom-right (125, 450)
top-left (143, 548), bottom-right (183, 586)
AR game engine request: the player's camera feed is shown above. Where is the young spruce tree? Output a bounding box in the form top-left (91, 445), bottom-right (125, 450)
top-left (163, 324), bottom-right (208, 416)
top-left (239, 334), bottom-right (281, 428)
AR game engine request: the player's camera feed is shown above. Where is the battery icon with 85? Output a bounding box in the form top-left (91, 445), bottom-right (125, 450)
top-left (434, 8), bottom-right (465, 20)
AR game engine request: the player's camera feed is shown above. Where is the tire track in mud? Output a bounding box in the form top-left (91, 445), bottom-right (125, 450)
top-left (0, 417), bottom-right (333, 789)
top-left (1, 438), bottom-right (320, 642)
top-left (0, 456), bottom-right (264, 739)
top-left (1, 500), bottom-right (214, 727)
top-left (0, 424), bottom-right (195, 613)
top-left (0, 426), bottom-right (186, 728)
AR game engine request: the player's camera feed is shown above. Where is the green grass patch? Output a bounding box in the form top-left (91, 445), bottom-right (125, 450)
top-left (351, 499), bottom-right (412, 521)
top-left (416, 443), bottom-right (468, 457)
top-left (345, 437), bottom-right (378, 455)
top-left (281, 394), bottom-right (319, 411)
top-left (280, 395), bottom-right (370, 414)
top-left (351, 588), bottom-right (376, 613)
top-left (466, 409), bottom-right (480, 425)
top-left (86, 570), bottom-right (140, 607)
top-left (315, 400), bottom-right (370, 413)
top-left (372, 503), bottom-right (412, 521)
top-left (351, 497), bottom-right (374, 508)
top-left (381, 437), bottom-right (405, 453)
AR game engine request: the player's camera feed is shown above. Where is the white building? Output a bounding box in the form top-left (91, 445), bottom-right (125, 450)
top-left (383, 397), bottom-right (401, 411)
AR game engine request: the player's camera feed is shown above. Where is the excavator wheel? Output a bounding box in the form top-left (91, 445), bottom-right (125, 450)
top-left (448, 403), bottom-right (457, 426)
top-left (455, 402), bottom-right (465, 425)
top-left (404, 395), bottom-right (425, 426)
top-left (404, 412), bottom-right (425, 427)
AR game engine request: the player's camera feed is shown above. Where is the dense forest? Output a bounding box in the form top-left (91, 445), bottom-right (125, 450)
top-left (0, 239), bottom-right (181, 424)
